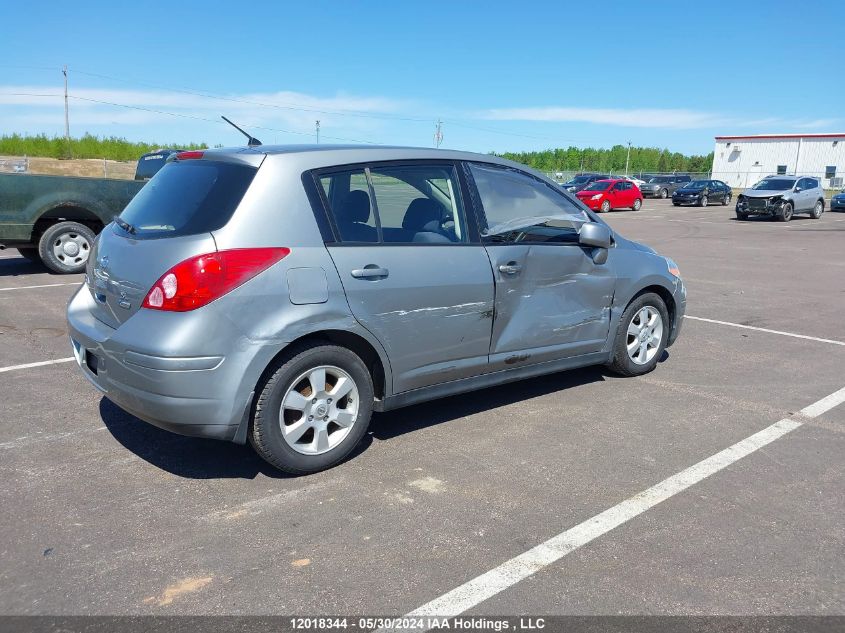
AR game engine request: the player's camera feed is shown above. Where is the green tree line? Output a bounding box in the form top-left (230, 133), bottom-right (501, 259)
top-left (495, 144), bottom-right (714, 174)
top-left (0, 133), bottom-right (209, 162)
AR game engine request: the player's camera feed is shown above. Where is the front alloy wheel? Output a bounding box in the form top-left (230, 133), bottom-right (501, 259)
top-left (660, 188), bottom-right (668, 199)
top-left (811, 200), bottom-right (824, 219)
top-left (600, 200), bottom-right (611, 213)
top-left (626, 306), bottom-right (664, 366)
top-left (607, 293), bottom-right (669, 377)
top-left (700, 195), bottom-right (708, 207)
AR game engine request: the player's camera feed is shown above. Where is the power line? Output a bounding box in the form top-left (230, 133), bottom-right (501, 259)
top-left (66, 94), bottom-right (381, 144)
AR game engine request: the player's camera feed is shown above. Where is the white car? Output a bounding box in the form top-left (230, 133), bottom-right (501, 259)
top-left (621, 175), bottom-right (645, 186)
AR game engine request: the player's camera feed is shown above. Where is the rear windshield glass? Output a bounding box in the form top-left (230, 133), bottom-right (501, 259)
top-left (117, 160), bottom-right (257, 239)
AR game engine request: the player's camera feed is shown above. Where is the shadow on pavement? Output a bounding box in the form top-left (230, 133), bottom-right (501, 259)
top-left (370, 365), bottom-right (606, 441)
top-left (0, 253), bottom-right (50, 277)
top-left (100, 365), bottom-right (607, 477)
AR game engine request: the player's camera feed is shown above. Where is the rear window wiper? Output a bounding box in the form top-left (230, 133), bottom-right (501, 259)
top-left (113, 216), bottom-right (136, 235)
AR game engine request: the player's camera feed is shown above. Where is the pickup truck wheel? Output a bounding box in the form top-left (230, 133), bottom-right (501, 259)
top-left (810, 200), bottom-right (824, 219)
top-left (17, 247), bottom-right (41, 263)
top-left (251, 343), bottom-right (374, 475)
top-left (607, 293), bottom-right (669, 377)
top-left (778, 202), bottom-right (793, 222)
top-left (660, 188), bottom-right (668, 199)
top-left (38, 221), bottom-right (95, 274)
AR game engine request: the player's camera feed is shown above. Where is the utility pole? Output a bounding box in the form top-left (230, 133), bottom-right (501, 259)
top-left (62, 66), bottom-right (70, 143)
top-left (434, 119), bottom-right (443, 148)
top-left (625, 140), bottom-right (631, 176)
top-left (315, 120), bottom-right (320, 144)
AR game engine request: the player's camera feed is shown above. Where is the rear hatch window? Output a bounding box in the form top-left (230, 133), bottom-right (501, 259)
top-left (116, 160), bottom-right (257, 239)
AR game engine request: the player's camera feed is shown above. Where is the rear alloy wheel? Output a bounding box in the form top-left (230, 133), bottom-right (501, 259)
top-left (699, 195), bottom-right (708, 207)
top-left (600, 200), bottom-right (611, 213)
top-left (37, 221), bottom-right (95, 274)
top-left (251, 343), bottom-right (374, 475)
top-left (607, 292), bottom-right (669, 377)
top-left (722, 194), bottom-right (731, 206)
top-left (778, 202), bottom-right (793, 222)
top-left (810, 199), bottom-right (824, 219)
top-left (632, 198), bottom-right (642, 211)
top-left (660, 188), bottom-right (669, 199)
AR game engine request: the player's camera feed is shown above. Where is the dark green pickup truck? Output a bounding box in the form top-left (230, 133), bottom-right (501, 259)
top-left (0, 173), bottom-right (144, 273)
top-left (0, 150), bottom-right (180, 272)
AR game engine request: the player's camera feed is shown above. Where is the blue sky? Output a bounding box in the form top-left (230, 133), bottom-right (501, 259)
top-left (1, 0), bottom-right (842, 155)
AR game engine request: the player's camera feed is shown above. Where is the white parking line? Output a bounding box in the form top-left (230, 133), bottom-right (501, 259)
top-left (685, 315), bottom-right (845, 347)
top-left (390, 384), bottom-right (845, 623)
top-left (0, 282), bottom-right (81, 292)
top-left (0, 358), bottom-right (74, 373)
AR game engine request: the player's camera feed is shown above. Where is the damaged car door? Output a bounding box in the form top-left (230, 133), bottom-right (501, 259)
top-left (466, 162), bottom-right (616, 371)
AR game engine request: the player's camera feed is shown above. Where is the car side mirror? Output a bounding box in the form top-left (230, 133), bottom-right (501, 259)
top-left (795, 187), bottom-right (802, 192)
top-left (579, 222), bottom-right (612, 250)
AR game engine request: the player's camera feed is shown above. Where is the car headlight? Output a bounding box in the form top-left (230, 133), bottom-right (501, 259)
top-left (590, 194), bottom-right (602, 200)
top-left (665, 257), bottom-right (681, 278)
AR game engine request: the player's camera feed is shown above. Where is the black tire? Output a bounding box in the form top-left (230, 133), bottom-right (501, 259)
top-left (722, 194), bottom-right (731, 206)
top-left (606, 292), bottom-right (669, 377)
top-left (736, 209), bottom-right (748, 221)
top-left (632, 198), bottom-right (642, 211)
top-left (810, 199), bottom-right (824, 219)
top-left (778, 202), bottom-right (793, 222)
top-left (16, 247), bottom-right (41, 263)
top-left (599, 200), bottom-right (611, 213)
top-left (672, 202), bottom-right (680, 207)
top-left (250, 343), bottom-right (374, 475)
top-left (38, 221), bottom-right (96, 274)
top-left (699, 195), bottom-right (708, 207)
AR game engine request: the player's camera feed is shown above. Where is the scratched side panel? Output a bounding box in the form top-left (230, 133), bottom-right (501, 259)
top-left (326, 245), bottom-right (495, 393)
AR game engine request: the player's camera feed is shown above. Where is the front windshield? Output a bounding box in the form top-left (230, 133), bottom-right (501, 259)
top-left (687, 180), bottom-right (709, 188)
top-left (752, 178), bottom-right (795, 191)
top-left (583, 181), bottom-right (611, 191)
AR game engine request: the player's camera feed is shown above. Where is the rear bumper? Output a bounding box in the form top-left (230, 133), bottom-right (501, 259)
top-left (66, 286), bottom-right (275, 443)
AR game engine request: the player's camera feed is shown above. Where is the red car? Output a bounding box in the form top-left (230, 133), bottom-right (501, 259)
top-left (575, 179), bottom-right (643, 212)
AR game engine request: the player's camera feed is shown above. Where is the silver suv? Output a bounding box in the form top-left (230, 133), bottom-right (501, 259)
top-left (736, 175), bottom-right (825, 221)
top-left (67, 146), bottom-right (686, 474)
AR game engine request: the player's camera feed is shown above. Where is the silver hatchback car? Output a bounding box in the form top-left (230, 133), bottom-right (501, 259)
top-left (67, 146), bottom-right (686, 474)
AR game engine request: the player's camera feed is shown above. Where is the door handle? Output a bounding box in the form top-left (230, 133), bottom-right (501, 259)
top-left (351, 266), bottom-right (389, 279)
top-left (498, 263), bottom-right (522, 275)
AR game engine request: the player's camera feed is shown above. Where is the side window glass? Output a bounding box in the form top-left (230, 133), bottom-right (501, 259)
top-left (319, 169), bottom-right (378, 243)
top-left (369, 165), bottom-right (466, 244)
top-left (468, 163), bottom-right (589, 244)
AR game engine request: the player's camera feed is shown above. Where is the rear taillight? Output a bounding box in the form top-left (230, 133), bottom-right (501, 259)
top-left (142, 248), bottom-right (290, 312)
top-left (175, 151), bottom-right (205, 160)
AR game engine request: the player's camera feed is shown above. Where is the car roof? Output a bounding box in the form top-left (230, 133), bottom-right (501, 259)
top-left (198, 144), bottom-right (550, 178)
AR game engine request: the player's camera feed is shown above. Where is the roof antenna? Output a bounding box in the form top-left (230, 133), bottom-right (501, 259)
top-left (221, 116), bottom-right (262, 147)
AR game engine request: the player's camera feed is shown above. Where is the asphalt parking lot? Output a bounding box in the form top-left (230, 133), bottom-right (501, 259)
top-left (1, 199), bottom-right (843, 617)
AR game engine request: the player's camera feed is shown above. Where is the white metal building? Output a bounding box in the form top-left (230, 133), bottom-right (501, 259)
top-left (711, 133), bottom-right (845, 189)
